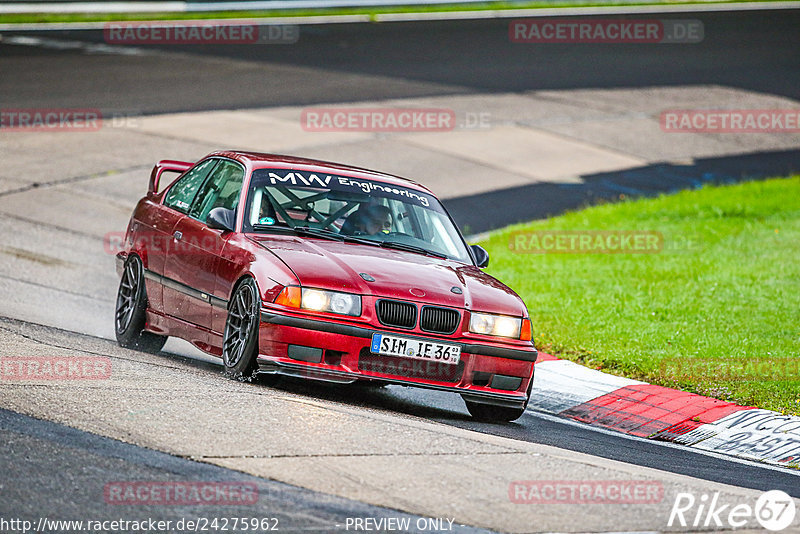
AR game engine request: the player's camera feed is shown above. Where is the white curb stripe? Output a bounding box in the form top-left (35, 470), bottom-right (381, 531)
top-left (530, 359), bottom-right (644, 414)
top-left (529, 356), bottom-right (799, 469)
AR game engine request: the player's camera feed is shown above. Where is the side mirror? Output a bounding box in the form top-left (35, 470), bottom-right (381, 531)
top-left (207, 207), bottom-right (236, 233)
top-left (470, 244), bottom-right (490, 268)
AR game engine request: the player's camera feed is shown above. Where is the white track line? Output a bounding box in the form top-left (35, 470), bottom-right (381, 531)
top-left (2, 1), bottom-right (799, 30)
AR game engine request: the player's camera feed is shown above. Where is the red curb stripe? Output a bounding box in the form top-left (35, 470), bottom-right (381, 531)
top-left (533, 352), bottom-right (559, 364)
top-left (559, 384), bottom-right (751, 438)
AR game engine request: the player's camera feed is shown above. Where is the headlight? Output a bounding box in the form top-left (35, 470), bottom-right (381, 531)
top-left (301, 288), bottom-right (361, 316)
top-left (274, 286), bottom-right (361, 317)
top-left (469, 312), bottom-right (522, 339)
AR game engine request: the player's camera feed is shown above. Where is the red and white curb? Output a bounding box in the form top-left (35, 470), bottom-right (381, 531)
top-left (530, 353), bottom-right (800, 469)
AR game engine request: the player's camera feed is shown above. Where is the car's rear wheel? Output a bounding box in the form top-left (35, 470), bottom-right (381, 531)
top-left (115, 255), bottom-right (167, 353)
top-left (223, 278), bottom-right (260, 380)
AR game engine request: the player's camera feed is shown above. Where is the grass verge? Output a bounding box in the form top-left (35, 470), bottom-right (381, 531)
top-left (0, 0), bottom-right (787, 25)
top-left (479, 176), bottom-right (800, 415)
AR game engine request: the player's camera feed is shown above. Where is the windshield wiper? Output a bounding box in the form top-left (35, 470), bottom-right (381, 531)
top-left (291, 226), bottom-right (381, 246)
top-left (252, 223), bottom-right (310, 238)
top-left (290, 226), bottom-right (345, 241)
top-left (379, 240), bottom-right (448, 259)
top-left (341, 234), bottom-right (381, 246)
top-left (250, 224), bottom-right (343, 242)
top-left (252, 225), bottom-right (436, 255)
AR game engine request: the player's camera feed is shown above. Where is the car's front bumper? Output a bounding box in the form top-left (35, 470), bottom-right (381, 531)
top-left (257, 310), bottom-right (537, 408)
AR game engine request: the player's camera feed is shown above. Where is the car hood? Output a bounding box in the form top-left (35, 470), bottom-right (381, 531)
top-left (248, 235), bottom-right (527, 316)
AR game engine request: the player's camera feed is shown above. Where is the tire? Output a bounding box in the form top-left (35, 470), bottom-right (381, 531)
top-left (115, 255), bottom-right (167, 353)
top-left (223, 278), bottom-right (260, 380)
top-left (352, 379), bottom-right (388, 389)
top-left (464, 401), bottom-right (527, 423)
top-left (463, 376), bottom-right (534, 423)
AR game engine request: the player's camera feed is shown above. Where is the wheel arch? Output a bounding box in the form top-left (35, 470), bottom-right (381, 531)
top-left (122, 252), bottom-right (152, 308)
top-left (228, 273), bottom-right (262, 309)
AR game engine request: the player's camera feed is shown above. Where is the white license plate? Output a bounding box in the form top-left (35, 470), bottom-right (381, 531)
top-left (370, 333), bottom-right (461, 365)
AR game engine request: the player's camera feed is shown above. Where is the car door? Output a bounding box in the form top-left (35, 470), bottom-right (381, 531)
top-left (163, 158), bottom-right (245, 331)
top-left (145, 158), bottom-right (218, 313)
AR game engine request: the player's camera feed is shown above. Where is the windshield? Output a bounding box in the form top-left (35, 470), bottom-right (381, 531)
top-left (243, 169), bottom-right (471, 263)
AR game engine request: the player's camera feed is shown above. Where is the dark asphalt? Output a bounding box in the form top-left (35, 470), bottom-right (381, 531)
top-left (0, 406), bottom-right (494, 534)
top-left (260, 373), bottom-right (800, 499)
top-left (450, 148), bottom-right (800, 233)
top-left (1, 10), bottom-right (799, 113)
top-left (2, 322), bottom-right (797, 533)
top-left (1, 10), bottom-right (799, 526)
top-left (2, 10), bottom-right (799, 233)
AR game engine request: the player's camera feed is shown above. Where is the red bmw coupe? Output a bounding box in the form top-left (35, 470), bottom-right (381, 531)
top-left (115, 151), bottom-right (537, 422)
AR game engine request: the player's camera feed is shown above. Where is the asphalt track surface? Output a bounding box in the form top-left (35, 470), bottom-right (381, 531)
top-left (0, 406), bottom-right (491, 534)
top-left (226, 369), bottom-right (800, 498)
top-left (2, 8), bottom-right (800, 530)
top-left (2, 10), bottom-right (799, 231)
top-left (3, 10), bottom-right (800, 111)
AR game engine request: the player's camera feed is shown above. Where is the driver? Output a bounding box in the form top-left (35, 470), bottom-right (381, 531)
top-left (356, 204), bottom-right (392, 235)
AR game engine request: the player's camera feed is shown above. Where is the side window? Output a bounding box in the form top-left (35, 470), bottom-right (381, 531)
top-left (164, 159), bottom-right (218, 214)
top-left (189, 160), bottom-right (245, 223)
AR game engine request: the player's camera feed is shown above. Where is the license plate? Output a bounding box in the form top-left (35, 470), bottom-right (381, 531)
top-left (370, 333), bottom-right (461, 365)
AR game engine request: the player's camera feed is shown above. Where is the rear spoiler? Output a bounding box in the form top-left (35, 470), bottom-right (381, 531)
top-left (148, 160), bottom-right (193, 194)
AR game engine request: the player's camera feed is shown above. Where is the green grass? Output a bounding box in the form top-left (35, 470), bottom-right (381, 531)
top-left (479, 177), bottom-right (800, 415)
top-left (0, 0), bottom-right (786, 24)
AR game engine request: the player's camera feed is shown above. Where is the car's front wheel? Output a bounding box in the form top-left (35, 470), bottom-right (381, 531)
top-left (223, 278), bottom-right (260, 380)
top-left (115, 255), bottom-right (167, 353)
top-left (463, 401), bottom-right (527, 423)
top-left (463, 378), bottom-right (533, 423)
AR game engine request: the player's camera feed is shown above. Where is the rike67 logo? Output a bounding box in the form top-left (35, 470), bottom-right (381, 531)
top-left (669, 490), bottom-right (796, 531)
